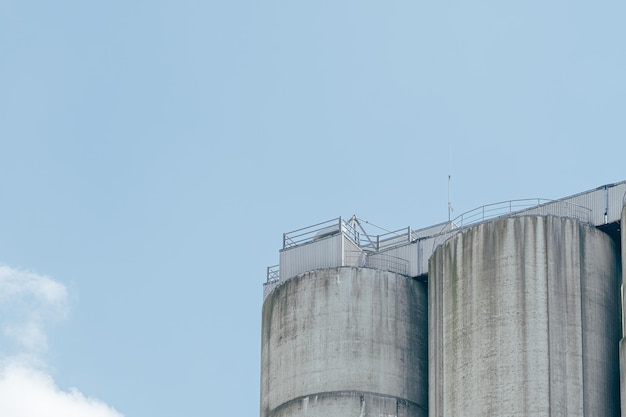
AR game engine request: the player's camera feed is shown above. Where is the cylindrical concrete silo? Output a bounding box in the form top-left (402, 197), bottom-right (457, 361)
top-left (429, 215), bottom-right (621, 417)
top-left (261, 267), bottom-right (428, 417)
top-left (619, 204), bottom-right (626, 417)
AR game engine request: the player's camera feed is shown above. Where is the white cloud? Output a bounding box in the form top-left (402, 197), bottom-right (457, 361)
top-left (0, 265), bottom-right (67, 308)
top-left (0, 364), bottom-right (123, 417)
top-left (0, 264), bottom-right (124, 417)
top-left (0, 265), bottom-right (67, 355)
top-left (4, 322), bottom-right (48, 353)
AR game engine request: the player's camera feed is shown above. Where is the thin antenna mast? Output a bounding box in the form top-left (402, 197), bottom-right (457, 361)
top-left (448, 145), bottom-right (452, 222)
top-left (448, 174), bottom-right (452, 222)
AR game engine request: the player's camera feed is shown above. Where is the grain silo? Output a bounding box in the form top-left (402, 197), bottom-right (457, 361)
top-left (429, 215), bottom-right (621, 417)
top-left (260, 218), bottom-right (429, 417)
top-left (619, 202), bottom-right (626, 417)
top-left (261, 181), bottom-right (626, 417)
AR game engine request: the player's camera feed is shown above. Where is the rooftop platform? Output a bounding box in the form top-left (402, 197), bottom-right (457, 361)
top-left (264, 181), bottom-right (626, 300)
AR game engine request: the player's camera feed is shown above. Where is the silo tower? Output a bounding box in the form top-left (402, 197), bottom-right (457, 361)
top-left (261, 181), bottom-right (626, 417)
top-left (620, 200), bottom-right (626, 417)
top-left (261, 217), bottom-right (429, 417)
top-left (429, 214), bottom-right (621, 417)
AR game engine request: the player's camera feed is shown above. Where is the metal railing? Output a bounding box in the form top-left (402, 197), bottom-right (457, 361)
top-left (268, 216), bottom-right (415, 287)
top-left (283, 217), bottom-right (346, 249)
top-left (357, 226), bottom-right (412, 252)
top-left (282, 216), bottom-right (412, 252)
top-left (365, 253), bottom-right (409, 276)
top-left (344, 250), bottom-right (409, 275)
top-left (432, 198), bottom-right (593, 247)
top-left (266, 265), bottom-right (279, 284)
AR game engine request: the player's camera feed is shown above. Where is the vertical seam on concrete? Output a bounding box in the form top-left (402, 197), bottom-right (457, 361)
top-left (545, 218), bottom-right (552, 416)
top-left (340, 234), bottom-right (345, 267)
top-left (579, 223), bottom-right (586, 416)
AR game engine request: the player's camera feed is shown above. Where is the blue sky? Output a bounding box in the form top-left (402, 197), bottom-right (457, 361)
top-left (0, 1), bottom-right (625, 416)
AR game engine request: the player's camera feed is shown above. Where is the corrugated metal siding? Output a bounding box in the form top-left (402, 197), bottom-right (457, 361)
top-left (280, 234), bottom-right (343, 280)
top-left (416, 238), bottom-right (433, 276)
top-left (376, 233), bottom-right (411, 251)
top-left (372, 243), bottom-right (417, 276)
top-left (528, 181), bottom-right (626, 225)
top-left (343, 236), bottom-right (365, 267)
top-left (559, 188), bottom-right (606, 225)
top-left (412, 222), bottom-right (450, 240)
top-left (415, 231), bottom-right (456, 276)
top-left (607, 182), bottom-right (626, 223)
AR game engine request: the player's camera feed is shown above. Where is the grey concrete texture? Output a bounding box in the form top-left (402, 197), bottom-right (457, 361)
top-left (429, 215), bottom-right (621, 417)
top-left (622, 205), bottom-right (626, 336)
top-left (261, 267), bottom-right (428, 417)
top-left (621, 340), bottom-right (626, 417)
top-left (619, 205), bottom-right (626, 417)
top-left (268, 392), bottom-right (425, 417)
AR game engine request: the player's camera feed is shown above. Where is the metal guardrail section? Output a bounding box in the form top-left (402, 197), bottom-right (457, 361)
top-left (282, 216), bottom-right (412, 252)
top-left (344, 250), bottom-right (410, 276)
top-left (432, 198), bottom-right (593, 247)
top-left (365, 253), bottom-right (409, 276)
top-left (282, 218), bottom-right (346, 249)
top-left (358, 226), bottom-right (413, 252)
top-left (266, 265), bottom-right (279, 284)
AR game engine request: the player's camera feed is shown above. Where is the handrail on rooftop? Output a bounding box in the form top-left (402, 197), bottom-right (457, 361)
top-left (283, 217), bottom-right (345, 249)
top-left (266, 265), bottom-right (279, 284)
top-left (282, 216), bottom-right (412, 252)
top-left (432, 198), bottom-right (593, 248)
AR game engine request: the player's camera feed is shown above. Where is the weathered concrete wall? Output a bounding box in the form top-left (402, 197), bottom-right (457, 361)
top-left (268, 392), bottom-right (424, 417)
top-left (619, 205), bottom-right (626, 417)
top-left (261, 267), bottom-right (428, 417)
top-left (429, 215), bottom-right (621, 417)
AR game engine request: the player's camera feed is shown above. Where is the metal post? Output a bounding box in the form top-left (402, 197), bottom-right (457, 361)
top-left (448, 174), bottom-right (452, 222)
top-left (604, 185), bottom-right (609, 224)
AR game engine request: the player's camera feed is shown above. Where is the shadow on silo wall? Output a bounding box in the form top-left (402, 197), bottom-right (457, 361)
top-left (619, 204), bottom-right (626, 417)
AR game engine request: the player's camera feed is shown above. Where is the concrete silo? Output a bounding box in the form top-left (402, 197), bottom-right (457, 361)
top-left (261, 267), bottom-right (428, 417)
top-left (429, 215), bottom-right (621, 417)
top-left (619, 204), bottom-right (626, 417)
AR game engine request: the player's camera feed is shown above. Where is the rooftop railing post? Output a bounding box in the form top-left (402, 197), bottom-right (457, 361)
top-left (282, 233), bottom-right (286, 249)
